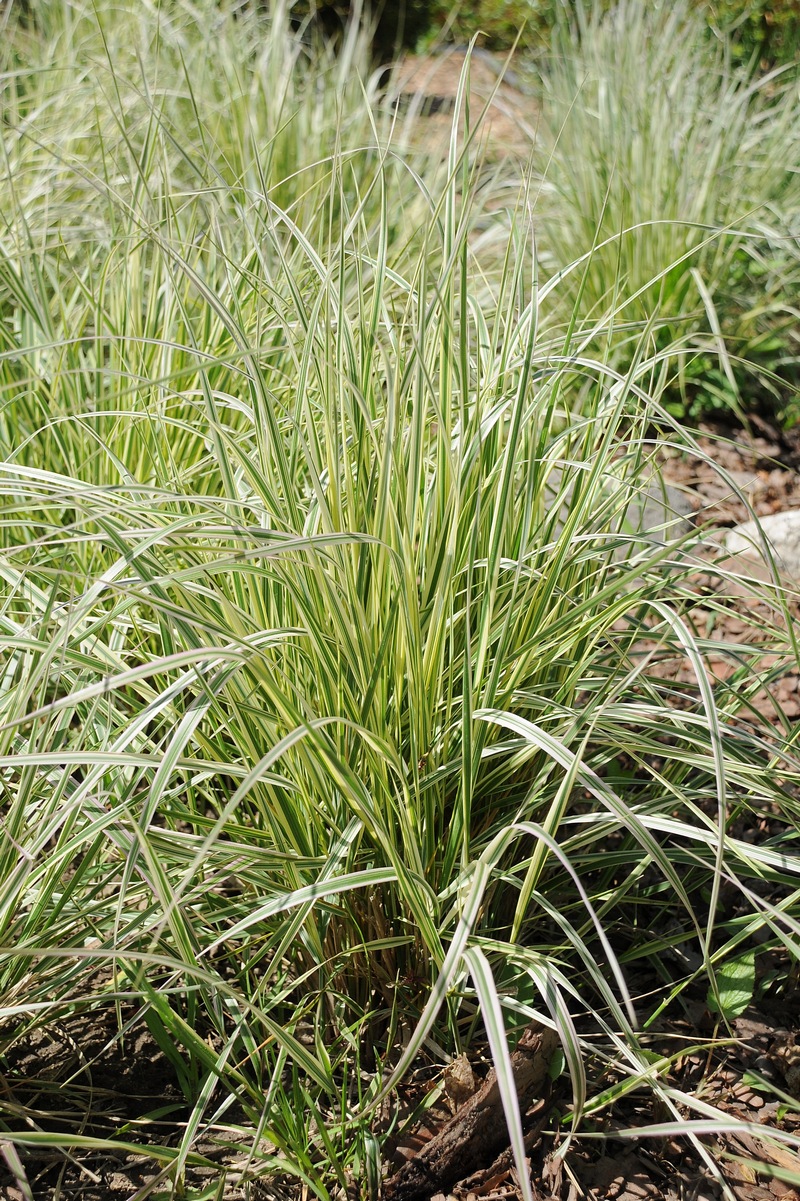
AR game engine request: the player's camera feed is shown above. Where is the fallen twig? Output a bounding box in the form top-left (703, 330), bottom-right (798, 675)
top-left (383, 1022), bottom-right (558, 1201)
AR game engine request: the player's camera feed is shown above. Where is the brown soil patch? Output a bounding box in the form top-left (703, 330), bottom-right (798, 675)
top-left (386, 50), bottom-right (537, 158)
top-left (662, 418), bottom-right (800, 530)
top-left (0, 1009), bottom-right (250, 1199)
top-left (375, 1000), bottom-right (800, 1201)
top-left (651, 418), bottom-right (800, 728)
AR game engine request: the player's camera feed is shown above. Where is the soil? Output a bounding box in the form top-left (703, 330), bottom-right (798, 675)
top-left (655, 418), bottom-right (800, 728)
top-left (378, 1002), bottom-right (800, 1201)
top-left (387, 49), bottom-right (537, 157)
top-left (0, 1008), bottom-right (250, 1200)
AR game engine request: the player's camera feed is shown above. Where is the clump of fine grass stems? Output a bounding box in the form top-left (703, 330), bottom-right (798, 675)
top-left (1, 1), bottom-right (800, 1197)
top-left (533, 0), bottom-right (800, 424)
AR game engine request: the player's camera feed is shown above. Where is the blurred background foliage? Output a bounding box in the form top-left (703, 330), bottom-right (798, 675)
top-left (281, 0), bottom-right (800, 67)
top-left (11, 0), bottom-right (800, 70)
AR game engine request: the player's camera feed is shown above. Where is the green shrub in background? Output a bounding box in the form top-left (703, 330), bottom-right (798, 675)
top-left (373, 0), bottom-right (800, 69)
top-left (418, 0), bottom-right (559, 50)
top-left (18, 0), bottom-right (797, 68)
top-left (705, 0), bottom-right (800, 72)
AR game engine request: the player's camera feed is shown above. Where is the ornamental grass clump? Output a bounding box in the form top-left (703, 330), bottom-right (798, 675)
top-left (534, 0), bottom-right (800, 421)
top-left (1, 1), bottom-right (799, 1196)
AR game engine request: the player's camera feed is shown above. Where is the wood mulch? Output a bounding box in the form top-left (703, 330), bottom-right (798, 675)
top-left (4, 997), bottom-right (800, 1199)
top-left (374, 1002), bottom-right (800, 1201)
top-left (653, 417), bottom-right (800, 728)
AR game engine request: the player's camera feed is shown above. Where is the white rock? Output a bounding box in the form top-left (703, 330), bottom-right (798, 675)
top-left (724, 510), bottom-right (800, 577)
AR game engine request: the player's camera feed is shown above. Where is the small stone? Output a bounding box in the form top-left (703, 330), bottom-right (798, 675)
top-left (725, 511), bottom-right (800, 579)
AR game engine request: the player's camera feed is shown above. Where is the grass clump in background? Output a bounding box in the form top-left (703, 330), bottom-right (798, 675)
top-left (531, 0), bottom-right (800, 424)
top-left (384, 0), bottom-right (800, 71)
top-left (0, 1), bottom-right (800, 1197)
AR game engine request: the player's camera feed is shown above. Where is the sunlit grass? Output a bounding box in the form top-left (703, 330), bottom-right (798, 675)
top-left (1, 2), bottom-right (800, 1197)
top-left (533, 0), bottom-right (800, 421)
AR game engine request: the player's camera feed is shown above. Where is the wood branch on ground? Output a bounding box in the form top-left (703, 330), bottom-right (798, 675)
top-left (383, 1022), bottom-right (559, 1201)
top-left (452, 1093), bottom-right (553, 1197)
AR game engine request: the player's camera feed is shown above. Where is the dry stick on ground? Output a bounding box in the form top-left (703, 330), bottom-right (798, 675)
top-left (384, 1022), bottom-right (559, 1201)
top-left (452, 1092), bottom-right (554, 1197)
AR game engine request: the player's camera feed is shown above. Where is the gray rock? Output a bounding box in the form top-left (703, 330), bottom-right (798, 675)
top-left (626, 478), bottom-right (696, 544)
top-left (544, 466), bottom-right (695, 548)
top-left (724, 510), bottom-right (800, 578)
